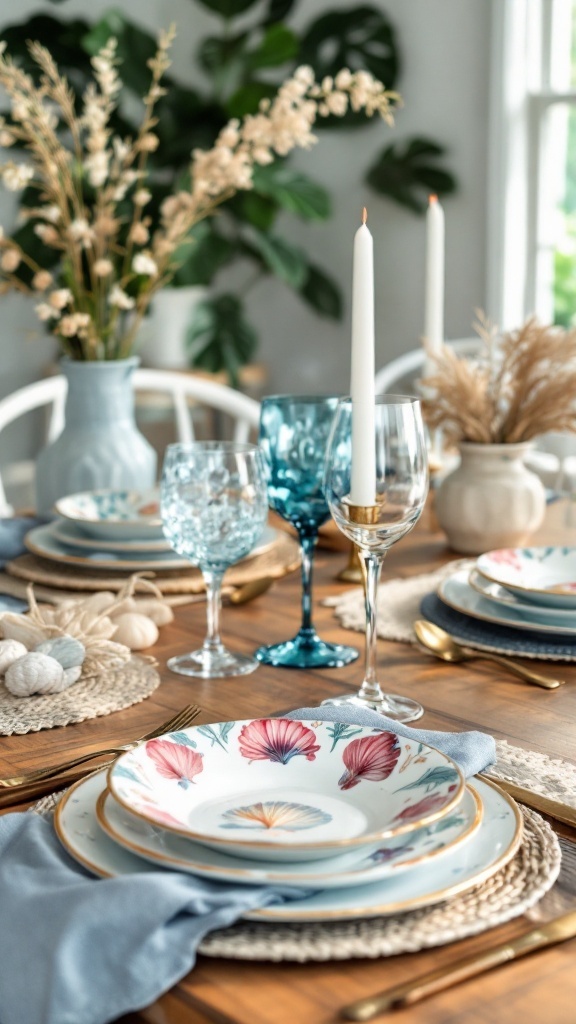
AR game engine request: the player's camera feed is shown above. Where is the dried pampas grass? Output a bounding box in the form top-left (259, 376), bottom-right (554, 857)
top-left (421, 316), bottom-right (576, 445)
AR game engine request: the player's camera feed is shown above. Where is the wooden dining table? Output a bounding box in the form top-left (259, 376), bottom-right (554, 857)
top-left (2, 498), bottom-right (576, 1024)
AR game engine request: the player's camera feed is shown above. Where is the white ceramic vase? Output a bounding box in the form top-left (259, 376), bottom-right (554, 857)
top-left (137, 285), bottom-right (207, 369)
top-left (435, 442), bottom-right (546, 554)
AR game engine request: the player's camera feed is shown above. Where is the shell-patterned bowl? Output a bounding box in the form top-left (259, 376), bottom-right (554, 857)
top-left (55, 489), bottom-right (163, 540)
top-left (108, 718), bottom-right (465, 862)
top-left (476, 545), bottom-right (576, 609)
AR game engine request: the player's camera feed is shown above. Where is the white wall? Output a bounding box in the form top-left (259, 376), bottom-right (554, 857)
top-left (0, 0), bottom-right (491, 454)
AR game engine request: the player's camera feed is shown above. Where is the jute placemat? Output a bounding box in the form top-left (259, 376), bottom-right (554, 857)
top-left (198, 807), bottom-right (559, 961)
top-left (4, 532), bottom-right (300, 595)
top-left (0, 656), bottom-right (160, 735)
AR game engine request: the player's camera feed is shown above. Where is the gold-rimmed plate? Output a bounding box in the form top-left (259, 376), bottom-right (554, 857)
top-left (53, 773), bottom-right (520, 922)
top-left (95, 781), bottom-right (482, 887)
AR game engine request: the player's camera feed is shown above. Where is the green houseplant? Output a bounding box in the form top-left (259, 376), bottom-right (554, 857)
top-left (1, 0), bottom-right (457, 380)
top-left (0, 25), bottom-right (399, 508)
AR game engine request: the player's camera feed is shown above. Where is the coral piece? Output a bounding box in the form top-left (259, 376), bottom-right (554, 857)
top-left (145, 738), bottom-right (204, 789)
top-left (238, 718), bottom-right (321, 765)
top-left (338, 732), bottom-right (401, 790)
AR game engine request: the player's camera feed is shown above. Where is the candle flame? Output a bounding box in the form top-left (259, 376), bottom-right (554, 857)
top-left (362, 207), bottom-right (368, 225)
top-left (429, 194), bottom-right (438, 204)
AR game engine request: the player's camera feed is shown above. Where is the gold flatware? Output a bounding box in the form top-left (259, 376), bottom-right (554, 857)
top-left (227, 575), bottom-right (276, 605)
top-left (413, 619), bottom-right (564, 690)
top-left (480, 776), bottom-right (576, 829)
top-left (341, 835), bottom-right (576, 1020)
top-left (0, 703), bottom-right (201, 789)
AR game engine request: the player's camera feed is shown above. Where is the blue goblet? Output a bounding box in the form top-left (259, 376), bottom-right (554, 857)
top-left (255, 395), bottom-right (359, 669)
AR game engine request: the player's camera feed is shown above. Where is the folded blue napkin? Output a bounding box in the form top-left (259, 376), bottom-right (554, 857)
top-left (0, 707), bottom-right (495, 1024)
top-left (0, 516), bottom-right (47, 613)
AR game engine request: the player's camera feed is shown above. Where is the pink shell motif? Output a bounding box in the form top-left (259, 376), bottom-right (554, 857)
top-left (145, 738), bottom-right (204, 789)
top-left (338, 732), bottom-right (401, 790)
top-left (392, 792), bottom-right (450, 824)
top-left (238, 718), bottom-right (321, 764)
top-left (490, 549), bottom-right (524, 572)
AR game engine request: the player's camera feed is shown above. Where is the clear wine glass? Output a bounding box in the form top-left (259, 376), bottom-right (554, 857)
top-left (255, 395), bottom-right (359, 668)
top-left (160, 441), bottom-right (268, 678)
top-left (323, 395), bottom-right (429, 721)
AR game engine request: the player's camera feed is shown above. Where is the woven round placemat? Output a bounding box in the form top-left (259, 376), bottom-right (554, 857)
top-left (198, 807), bottom-right (560, 961)
top-left (5, 531), bottom-right (300, 595)
top-left (0, 656), bottom-right (160, 735)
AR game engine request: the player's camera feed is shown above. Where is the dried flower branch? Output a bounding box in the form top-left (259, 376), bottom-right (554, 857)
top-left (421, 317), bottom-right (576, 445)
top-left (0, 33), bottom-right (397, 361)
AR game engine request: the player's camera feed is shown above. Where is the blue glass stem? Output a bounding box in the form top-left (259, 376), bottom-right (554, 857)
top-left (359, 552), bottom-right (386, 703)
top-left (299, 532), bottom-right (317, 639)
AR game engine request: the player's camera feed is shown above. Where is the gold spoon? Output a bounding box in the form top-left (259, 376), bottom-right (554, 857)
top-left (226, 575), bottom-right (276, 605)
top-left (413, 619), bottom-right (564, 690)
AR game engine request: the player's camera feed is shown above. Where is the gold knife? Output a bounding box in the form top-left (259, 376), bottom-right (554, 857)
top-left (480, 775), bottom-right (576, 829)
top-left (341, 909), bottom-right (576, 1020)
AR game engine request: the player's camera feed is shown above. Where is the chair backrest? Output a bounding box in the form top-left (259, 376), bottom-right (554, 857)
top-left (0, 369), bottom-right (261, 514)
top-left (375, 338), bottom-right (481, 394)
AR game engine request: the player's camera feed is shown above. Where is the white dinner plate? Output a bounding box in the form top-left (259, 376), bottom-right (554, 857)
top-left (438, 570), bottom-right (576, 636)
top-left (53, 773), bottom-right (522, 922)
top-left (55, 489), bottom-right (164, 541)
top-left (25, 522), bottom-right (191, 572)
top-left (476, 546), bottom-right (576, 609)
top-left (468, 568), bottom-right (576, 620)
top-left (96, 782), bottom-right (482, 887)
top-left (108, 718), bottom-right (465, 862)
top-left (52, 518), bottom-right (172, 553)
top-left (25, 522), bottom-right (279, 573)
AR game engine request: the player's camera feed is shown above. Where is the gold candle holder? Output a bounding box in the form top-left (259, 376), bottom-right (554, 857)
top-left (336, 502), bottom-right (380, 583)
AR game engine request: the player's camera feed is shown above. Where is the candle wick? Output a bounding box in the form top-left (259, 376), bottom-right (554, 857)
top-left (362, 206), bottom-right (368, 225)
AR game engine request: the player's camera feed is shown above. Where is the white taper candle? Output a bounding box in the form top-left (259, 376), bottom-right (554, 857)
top-left (350, 208), bottom-right (376, 506)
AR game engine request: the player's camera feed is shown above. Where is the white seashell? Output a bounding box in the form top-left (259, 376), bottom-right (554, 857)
top-left (0, 639), bottom-right (28, 674)
top-left (62, 665), bottom-right (82, 687)
top-left (79, 592), bottom-right (117, 614)
top-left (0, 615), bottom-right (47, 650)
top-left (112, 612), bottom-right (159, 650)
top-left (131, 599), bottom-right (174, 626)
top-left (5, 653), bottom-right (64, 697)
top-left (35, 635), bottom-right (86, 669)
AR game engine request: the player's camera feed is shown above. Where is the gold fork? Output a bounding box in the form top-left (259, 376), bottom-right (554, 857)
top-left (0, 704), bottom-right (201, 789)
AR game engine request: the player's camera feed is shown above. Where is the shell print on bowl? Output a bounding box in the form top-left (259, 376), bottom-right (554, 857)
top-left (220, 801), bottom-right (332, 832)
top-left (338, 732), bottom-right (401, 790)
top-left (145, 738), bottom-right (204, 789)
top-left (238, 718), bottom-right (321, 764)
top-left (108, 719), bottom-right (465, 862)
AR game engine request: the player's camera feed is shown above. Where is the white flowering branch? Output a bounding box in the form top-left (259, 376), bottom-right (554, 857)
top-left (0, 30), bottom-right (398, 360)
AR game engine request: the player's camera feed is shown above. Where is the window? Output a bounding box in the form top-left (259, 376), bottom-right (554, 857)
top-left (487, 0), bottom-right (576, 329)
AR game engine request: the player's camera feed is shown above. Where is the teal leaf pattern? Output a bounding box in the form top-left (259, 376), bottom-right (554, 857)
top-left (326, 722), bottom-right (364, 751)
top-left (167, 731), bottom-right (197, 748)
top-left (196, 721), bottom-right (235, 750)
top-left (394, 765), bottom-right (460, 794)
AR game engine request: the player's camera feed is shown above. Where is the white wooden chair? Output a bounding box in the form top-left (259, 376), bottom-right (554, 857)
top-left (0, 369), bottom-right (261, 515)
top-left (375, 338), bottom-right (481, 394)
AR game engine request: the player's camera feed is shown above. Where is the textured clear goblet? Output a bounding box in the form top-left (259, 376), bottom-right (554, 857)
top-left (161, 441), bottom-right (268, 678)
top-left (323, 395), bottom-right (429, 721)
top-left (255, 395), bottom-right (359, 668)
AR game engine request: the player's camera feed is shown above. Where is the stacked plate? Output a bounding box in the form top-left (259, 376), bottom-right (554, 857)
top-left (422, 545), bottom-right (576, 661)
top-left (53, 717), bottom-right (522, 922)
top-left (23, 488), bottom-right (275, 573)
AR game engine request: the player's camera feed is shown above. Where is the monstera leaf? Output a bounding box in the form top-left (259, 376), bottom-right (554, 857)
top-left (299, 6), bottom-right (399, 90)
top-left (186, 294), bottom-right (258, 382)
top-left (366, 137), bottom-right (457, 214)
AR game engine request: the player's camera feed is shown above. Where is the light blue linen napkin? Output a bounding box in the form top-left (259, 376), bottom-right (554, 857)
top-left (0, 516), bottom-right (46, 613)
top-left (0, 707), bottom-right (495, 1024)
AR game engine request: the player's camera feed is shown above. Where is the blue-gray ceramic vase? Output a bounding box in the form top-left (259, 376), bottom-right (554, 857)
top-left (35, 357), bottom-right (156, 514)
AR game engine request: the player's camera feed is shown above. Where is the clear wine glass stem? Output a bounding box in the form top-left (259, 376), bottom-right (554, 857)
top-left (358, 551), bottom-right (386, 703)
top-left (203, 569), bottom-right (225, 654)
top-left (299, 532), bottom-right (317, 634)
